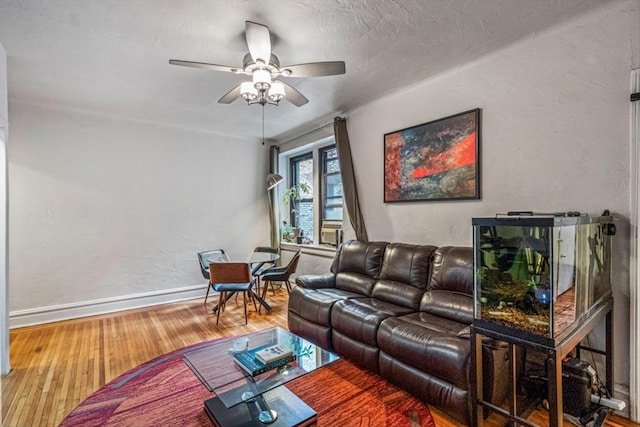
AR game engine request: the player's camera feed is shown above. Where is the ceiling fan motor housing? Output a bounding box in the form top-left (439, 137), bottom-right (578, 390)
top-left (242, 53), bottom-right (282, 76)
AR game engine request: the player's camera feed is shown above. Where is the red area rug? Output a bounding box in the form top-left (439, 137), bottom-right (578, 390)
top-left (60, 338), bottom-right (435, 427)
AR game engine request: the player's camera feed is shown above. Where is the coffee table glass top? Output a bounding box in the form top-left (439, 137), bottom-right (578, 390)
top-left (183, 327), bottom-right (339, 409)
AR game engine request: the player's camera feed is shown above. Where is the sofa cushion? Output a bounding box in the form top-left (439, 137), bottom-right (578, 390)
top-left (428, 246), bottom-right (474, 295)
top-left (288, 286), bottom-right (363, 327)
top-left (421, 246), bottom-right (474, 323)
top-left (377, 313), bottom-right (471, 391)
top-left (372, 243), bottom-right (437, 310)
top-left (419, 290), bottom-right (474, 325)
top-left (331, 298), bottom-right (414, 347)
top-left (333, 240), bottom-right (388, 295)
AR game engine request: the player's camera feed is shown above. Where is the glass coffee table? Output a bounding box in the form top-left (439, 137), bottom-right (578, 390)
top-left (184, 327), bottom-right (339, 426)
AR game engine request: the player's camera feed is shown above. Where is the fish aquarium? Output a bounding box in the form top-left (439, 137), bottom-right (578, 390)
top-left (472, 213), bottom-right (614, 346)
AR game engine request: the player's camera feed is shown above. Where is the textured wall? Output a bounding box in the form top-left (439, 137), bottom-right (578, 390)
top-left (8, 103), bottom-right (270, 312)
top-left (342, 1), bottom-right (638, 403)
top-left (0, 41), bottom-right (9, 374)
top-left (0, 42), bottom-right (6, 127)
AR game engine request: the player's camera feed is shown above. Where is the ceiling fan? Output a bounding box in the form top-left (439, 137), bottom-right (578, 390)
top-left (169, 21), bottom-right (345, 107)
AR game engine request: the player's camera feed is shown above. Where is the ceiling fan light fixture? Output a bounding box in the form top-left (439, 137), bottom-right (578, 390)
top-left (268, 81), bottom-right (285, 103)
top-left (253, 69), bottom-right (271, 91)
top-left (240, 81), bottom-right (258, 101)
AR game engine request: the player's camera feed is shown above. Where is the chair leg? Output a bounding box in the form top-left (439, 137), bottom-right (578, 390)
top-left (248, 288), bottom-right (258, 312)
top-left (216, 291), bottom-right (224, 325)
top-left (242, 292), bottom-right (248, 325)
top-left (254, 277), bottom-right (261, 296)
top-left (259, 282), bottom-right (269, 314)
top-left (285, 280), bottom-right (292, 293)
top-left (204, 283), bottom-right (212, 307)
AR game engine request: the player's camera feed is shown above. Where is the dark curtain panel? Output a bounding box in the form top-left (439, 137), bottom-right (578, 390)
top-left (334, 117), bottom-right (368, 242)
top-left (269, 145), bottom-right (280, 248)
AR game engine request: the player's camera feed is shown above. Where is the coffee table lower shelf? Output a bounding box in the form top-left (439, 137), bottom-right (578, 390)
top-left (204, 386), bottom-right (317, 427)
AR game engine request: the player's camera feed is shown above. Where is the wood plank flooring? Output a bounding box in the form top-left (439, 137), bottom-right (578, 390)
top-left (1, 290), bottom-right (637, 427)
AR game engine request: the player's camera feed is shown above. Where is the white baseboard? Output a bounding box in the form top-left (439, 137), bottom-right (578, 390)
top-left (9, 284), bottom-right (210, 328)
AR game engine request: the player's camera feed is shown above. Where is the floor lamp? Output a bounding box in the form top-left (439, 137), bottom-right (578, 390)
top-left (267, 173), bottom-right (283, 247)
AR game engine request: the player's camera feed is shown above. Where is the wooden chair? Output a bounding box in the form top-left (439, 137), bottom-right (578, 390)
top-left (198, 249), bottom-right (230, 307)
top-left (209, 262), bottom-right (256, 325)
top-left (259, 251), bottom-right (300, 312)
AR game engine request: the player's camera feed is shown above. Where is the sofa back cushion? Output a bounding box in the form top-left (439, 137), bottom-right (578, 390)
top-left (372, 243), bottom-right (437, 310)
top-left (331, 240), bottom-right (388, 296)
top-left (420, 246), bottom-right (474, 324)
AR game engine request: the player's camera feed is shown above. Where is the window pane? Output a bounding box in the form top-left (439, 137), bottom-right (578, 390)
top-left (297, 158), bottom-right (313, 198)
top-left (321, 145), bottom-right (343, 222)
top-left (325, 173), bottom-right (343, 198)
top-left (324, 206), bottom-right (343, 221)
top-left (295, 201), bottom-right (314, 242)
top-left (289, 153), bottom-right (314, 244)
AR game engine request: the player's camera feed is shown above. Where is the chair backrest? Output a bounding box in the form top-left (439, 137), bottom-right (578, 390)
top-left (197, 249), bottom-right (230, 280)
top-left (286, 251), bottom-right (301, 275)
top-left (209, 262), bottom-right (251, 284)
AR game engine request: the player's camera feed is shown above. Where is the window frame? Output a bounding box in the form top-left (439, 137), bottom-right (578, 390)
top-left (280, 136), bottom-right (343, 245)
top-left (288, 152), bottom-right (314, 231)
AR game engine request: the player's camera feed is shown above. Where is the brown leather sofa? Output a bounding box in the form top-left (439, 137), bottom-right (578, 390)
top-left (287, 240), bottom-right (508, 425)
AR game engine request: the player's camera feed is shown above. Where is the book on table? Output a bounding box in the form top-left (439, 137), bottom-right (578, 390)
top-left (254, 344), bottom-right (293, 364)
top-left (233, 344), bottom-right (296, 377)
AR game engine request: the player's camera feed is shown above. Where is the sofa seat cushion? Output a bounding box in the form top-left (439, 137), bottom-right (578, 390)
top-left (372, 243), bottom-right (437, 310)
top-left (331, 298), bottom-right (414, 347)
top-left (288, 286), bottom-right (364, 327)
top-left (378, 313), bottom-right (471, 391)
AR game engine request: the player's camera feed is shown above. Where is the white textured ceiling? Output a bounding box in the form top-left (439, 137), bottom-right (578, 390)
top-left (0, 0), bottom-right (608, 142)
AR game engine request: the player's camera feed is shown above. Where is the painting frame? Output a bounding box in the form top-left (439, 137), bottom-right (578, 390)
top-left (384, 108), bottom-right (481, 203)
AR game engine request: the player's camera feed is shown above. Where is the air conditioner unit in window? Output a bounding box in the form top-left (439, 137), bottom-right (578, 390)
top-left (320, 220), bottom-right (342, 246)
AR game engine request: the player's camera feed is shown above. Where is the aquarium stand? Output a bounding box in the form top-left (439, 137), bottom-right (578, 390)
top-left (470, 296), bottom-right (613, 427)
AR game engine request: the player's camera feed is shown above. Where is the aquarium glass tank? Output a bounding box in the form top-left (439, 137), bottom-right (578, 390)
top-left (472, 214), bottom-right (613, 345)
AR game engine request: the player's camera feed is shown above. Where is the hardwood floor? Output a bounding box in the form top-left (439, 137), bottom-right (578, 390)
top-left (1, 290), bottom-right (637, 427)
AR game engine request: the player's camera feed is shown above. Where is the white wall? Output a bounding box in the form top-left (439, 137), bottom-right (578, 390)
top-left (0, 41), bottom-right (10, 374)
top-left (8, 103), bottom-right (270, 325)
top-left (343, 0), bottom-right (639, 408)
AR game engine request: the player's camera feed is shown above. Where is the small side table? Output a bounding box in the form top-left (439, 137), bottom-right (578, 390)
top-left (470, 297), bottom-right (613, 427)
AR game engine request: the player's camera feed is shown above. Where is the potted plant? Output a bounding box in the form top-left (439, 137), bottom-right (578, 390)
top-left (281, 182), bottom-right (311, 242)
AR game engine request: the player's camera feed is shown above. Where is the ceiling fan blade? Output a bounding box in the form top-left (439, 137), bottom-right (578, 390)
top-left (169, 59), bottom-right (241, 74)
top-left (281, 61), bottom-right (346, 78)
top-left (218, 85), bottom-right (242, 104)
top-left (245, 21), bottom-right (271, 64)
top-left (280, 81), bottom-right (308, 107)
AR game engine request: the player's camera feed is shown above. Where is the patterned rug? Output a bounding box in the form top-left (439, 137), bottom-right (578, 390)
top-left (60, 338), bottom-right (435, 427)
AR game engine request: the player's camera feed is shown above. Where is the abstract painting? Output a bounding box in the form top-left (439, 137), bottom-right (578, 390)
top-left (384, 109), bottom-right (480, 202)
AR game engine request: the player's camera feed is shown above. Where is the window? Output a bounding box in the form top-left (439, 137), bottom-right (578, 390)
top-left (282, 142), bottom-right (343, 245)
top-left (289, 153), bottom-right (314, 242)
top-left (321, 146), bottom-right (343, 221)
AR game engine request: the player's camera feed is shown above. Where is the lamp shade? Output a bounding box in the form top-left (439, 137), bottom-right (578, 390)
top-left (240, 81), bottom-right (258, 101)
top-left (268, 81), bottom-right (285, 103)
top-left (266, 173), bottom-right (283, 190)
top-left (253, 69), bottom-right (271, 91)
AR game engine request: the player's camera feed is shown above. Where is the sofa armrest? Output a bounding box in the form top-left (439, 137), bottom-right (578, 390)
top-left (295, 273), bottom-right (336, 289)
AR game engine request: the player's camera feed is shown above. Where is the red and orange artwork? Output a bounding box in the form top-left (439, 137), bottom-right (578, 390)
top-left (384, 109), bottom-right (480, 202)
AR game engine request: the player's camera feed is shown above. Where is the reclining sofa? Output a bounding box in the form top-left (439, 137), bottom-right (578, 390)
top-left (287, 240), bottom-right (508, 424)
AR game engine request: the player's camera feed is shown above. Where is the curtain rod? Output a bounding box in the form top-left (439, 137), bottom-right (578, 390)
top-left (277, 121), bottom-right (335, 147)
